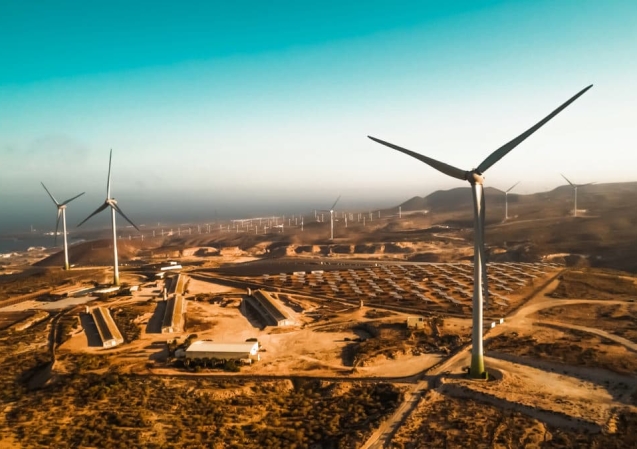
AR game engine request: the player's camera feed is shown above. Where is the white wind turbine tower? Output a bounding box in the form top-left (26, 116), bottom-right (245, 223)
top-left (41, 183), bottom-right (85, 270)
top-left (369, 85), bottom-right (592, 378)
top-left (324, 195), bottom-right (341, 240)
top-left (561, 174), bottom-right (595, 217)
top-left (78, 149), bottom-right (140, 286)
top-left (314, 196), bottom-right (340, 239)
top-left (501, 181), bottom-right (520, 221)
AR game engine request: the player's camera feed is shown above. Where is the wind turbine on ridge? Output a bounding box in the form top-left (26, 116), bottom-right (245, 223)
top-left (369, 85), bottom-right (592, 378)
top-left (561, 174), bottom-right (595, 217)
top-left (317, 195), bottom-right (341, 240)
top-left (497, 181), bottom-right (520, 221)
top-left (41, 183), bottom-right (85, 270)
top-left (330, 196), bottom-right (341, 240)
top-left (77, 149), bottom-right (140, 286)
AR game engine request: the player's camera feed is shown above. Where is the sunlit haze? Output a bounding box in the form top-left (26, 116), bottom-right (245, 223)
top-left (1, 0), bottom-right (636, 234)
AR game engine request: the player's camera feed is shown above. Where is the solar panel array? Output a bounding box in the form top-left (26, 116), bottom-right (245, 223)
top-left (255, 262), bottom-right (561, 313)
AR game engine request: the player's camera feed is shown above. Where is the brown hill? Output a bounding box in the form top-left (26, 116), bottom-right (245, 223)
top-left (33, 182), bottom-right (637, 273)
top-left (35, 239), bottom-right (143, 268)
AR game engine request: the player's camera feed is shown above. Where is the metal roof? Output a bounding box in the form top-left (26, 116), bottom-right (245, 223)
top-left (186, 341), bottom-right (258, 353)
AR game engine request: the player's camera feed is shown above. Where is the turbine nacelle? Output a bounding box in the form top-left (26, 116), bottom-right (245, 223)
top-left (467, 171), bottom-right (484, 185)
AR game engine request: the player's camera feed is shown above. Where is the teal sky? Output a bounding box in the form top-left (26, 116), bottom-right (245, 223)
top-left (1, 0), bottom-right (636, 233)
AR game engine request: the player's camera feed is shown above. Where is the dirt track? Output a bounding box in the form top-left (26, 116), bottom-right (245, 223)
top-left (361, 275), bottom-right (637, 448)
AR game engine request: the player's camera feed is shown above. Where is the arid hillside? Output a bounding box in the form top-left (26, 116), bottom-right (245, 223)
top-left (33, 182), bottom-right (637, 273)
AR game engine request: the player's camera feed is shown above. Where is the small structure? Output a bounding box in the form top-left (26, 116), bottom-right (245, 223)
top-left (407, 316), bottom-right (427, 330)
top-left (49, 284), bottom-right (80, 300)
top-left (242, 289), bottom-right (293, 327)
top-left (160, 262), bottom-right (182, 271)
top-left (181, 341), bottom-right (260, 365)
top-left (93, 286), bottom-right (120, 300)
top-left (91, 306), bottom-right (124, 348)
top-left (161, 294), bottom-right (186, 333)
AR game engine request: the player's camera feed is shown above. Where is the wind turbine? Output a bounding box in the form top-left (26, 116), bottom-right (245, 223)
top-left (369, 85), bottom-right (592, 378)
top-left (41, 183), bottom-right (85, 270)
top-left (314, 195), bottom-right (341, 240)
top-left (326, 195), bottom-right (341, 240)
top-left (561, 174), bottom-right (594, 217)
top-left (499, 181), bottom-right (520, 221)
top-left (78, 149), bottom-right (140, 286)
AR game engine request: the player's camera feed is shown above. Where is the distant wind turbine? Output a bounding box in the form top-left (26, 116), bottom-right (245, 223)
top-left (77, 149), bottom-right (140, 286)
top-left (314, 196), bottom-right (341, 240)
top-left (497, 181), bottom-right (520, 221)
top-left (369, 84), bottom-right (592, 378)
top-left (561, 174), bottom-right (595, 217)
top-left (41, 183), bottom-right (85, 270)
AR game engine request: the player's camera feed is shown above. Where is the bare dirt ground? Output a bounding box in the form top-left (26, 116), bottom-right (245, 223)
top-left (362, 271), bottom-right (637, 448)
top-left (3, 211), bottom-right (637, 448)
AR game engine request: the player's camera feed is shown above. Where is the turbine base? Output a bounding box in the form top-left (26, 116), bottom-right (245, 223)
top-left (470, 354), bottom-right (485, 379)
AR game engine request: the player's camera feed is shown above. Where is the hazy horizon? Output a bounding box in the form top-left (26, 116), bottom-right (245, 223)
top-left (2, 1), bottom-right (636, 235)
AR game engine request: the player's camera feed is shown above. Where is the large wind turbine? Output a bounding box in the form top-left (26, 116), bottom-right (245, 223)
top-left (78, 150), bottom-right (140, 286)
top-left (561, 174), bottom-right (594, 217)
top-left (41, 183), bottom-right (84, 270)
top-left (369, 85), bottom-right (592, 378)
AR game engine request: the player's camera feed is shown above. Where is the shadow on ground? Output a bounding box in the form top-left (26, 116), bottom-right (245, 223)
top-left (146, 300), bottom-right (167, 334)
top-left (79, 313), bottom-right (103, 347)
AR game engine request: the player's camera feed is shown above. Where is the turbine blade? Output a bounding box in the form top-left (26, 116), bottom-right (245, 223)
top-left (579, 182), bottom-right (595, 187)
top-left (107, 149), bottom-right (113, 198)
top-left (480, 193), bottom-right (489, 309)
top-left (77, 203), bottom-right (109, 227)
top-left (55, 210), bottom-right (62, 246)
top-left (368, 136), bottom-right (467, 181)
top-left (331, 194), bottom-right (341, 211)
top-left (113, 204), bottom-right (141, 232)
top-left (41, 182), bottom-right (59, 206)
top-left (561, 174), bottom-right (575, 186)
top-left (61, 192), bottom-right (85, 206)
top-left (506, 181), bottom-right (520, 193)
top-left (477, 85), bottom-right (593, 174)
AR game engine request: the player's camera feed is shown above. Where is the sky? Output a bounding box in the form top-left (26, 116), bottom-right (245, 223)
top-left (1, 0), bottom-right (636, 234)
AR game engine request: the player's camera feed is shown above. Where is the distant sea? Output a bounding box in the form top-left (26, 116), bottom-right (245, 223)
top-left (0, 235), bottom-right (83, 254)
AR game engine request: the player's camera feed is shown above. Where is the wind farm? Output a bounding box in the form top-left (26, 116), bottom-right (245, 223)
top-left (4, 85), bottom-right (637, 448)
top-left (2, 1), bottom-right (637, 448)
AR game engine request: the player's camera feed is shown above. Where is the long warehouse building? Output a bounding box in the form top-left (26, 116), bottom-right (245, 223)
top-left (181, 341), bottom-right (260, 364)
top-left (91, 306), bottom-right (124, 348)
top-left (161, 294), bottom-right (186, 333)
top-left (242, 289), bottom-right (294, 327)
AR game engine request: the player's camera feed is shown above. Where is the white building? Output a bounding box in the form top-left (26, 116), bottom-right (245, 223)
top-left (182, 341), bottom-right (260, 364)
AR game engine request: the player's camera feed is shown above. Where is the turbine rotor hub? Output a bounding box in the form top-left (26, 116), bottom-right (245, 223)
top-left (466, 170), bottom-right (484, 185)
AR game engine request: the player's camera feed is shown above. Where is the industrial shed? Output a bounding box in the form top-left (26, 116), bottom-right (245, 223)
top-left (242, 289), bottom-right (294, 327)
top-left (91, 306), bottom-right (124, 348)
top-left (181, 341), bottom-right (260, 365)
top-left (161, 294), bottom-right (186, 333)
